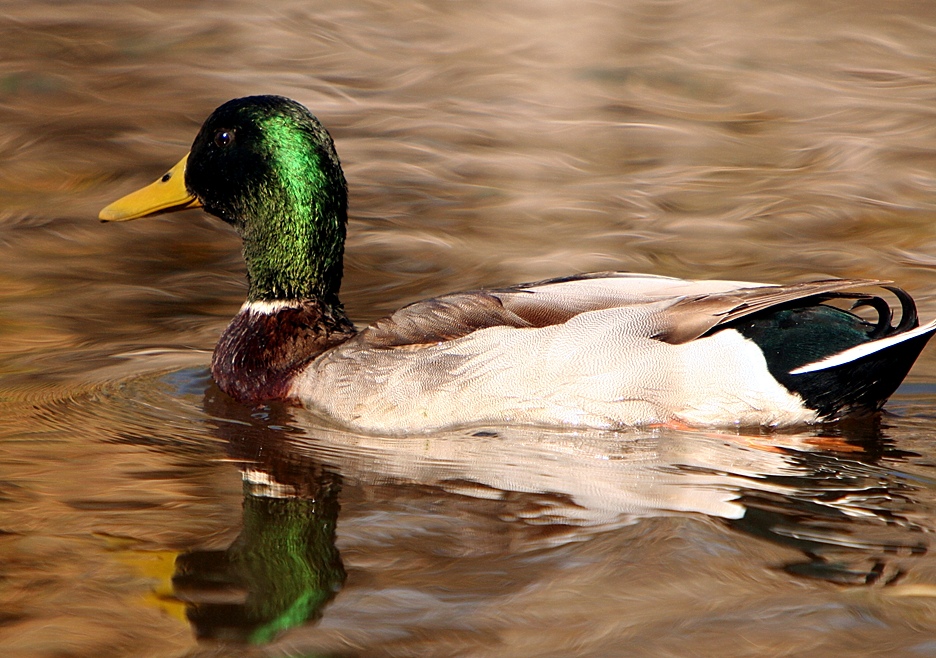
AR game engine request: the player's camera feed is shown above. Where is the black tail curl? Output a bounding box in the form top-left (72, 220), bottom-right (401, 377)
top-left (820, 285), bottom-right (919, 339)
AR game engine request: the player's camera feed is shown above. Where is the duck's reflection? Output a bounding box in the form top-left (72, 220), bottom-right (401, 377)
top-left (727, 438), bottom-right (928, 585)
top-left (182, 383), bottom-right (932, 642)
top-left (172, 394), bottom-right (344, 643)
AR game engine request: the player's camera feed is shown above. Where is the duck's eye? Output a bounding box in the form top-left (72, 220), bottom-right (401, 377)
top-left (214, 129), bottom-right (235, 148)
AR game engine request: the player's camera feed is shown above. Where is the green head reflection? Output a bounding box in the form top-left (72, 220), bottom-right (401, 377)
top-left (173, 454), bottom-right (344, 643)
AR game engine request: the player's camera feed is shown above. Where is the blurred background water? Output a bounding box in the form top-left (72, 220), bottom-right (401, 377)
top-left (5, 1), bottom-right (936, 656)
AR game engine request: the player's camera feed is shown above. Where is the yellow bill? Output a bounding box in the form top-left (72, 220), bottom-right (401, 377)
top-left (99, 154), bottom-right (202, 221)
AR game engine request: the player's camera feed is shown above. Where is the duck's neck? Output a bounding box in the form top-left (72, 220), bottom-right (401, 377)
top-left (211, 299), bottom-right (356, 403)
top-left (238, 166), bottom-right (347, 308)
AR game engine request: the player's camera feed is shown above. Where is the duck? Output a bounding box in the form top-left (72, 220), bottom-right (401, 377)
top-left (100, 95), bottom-right (936, 434)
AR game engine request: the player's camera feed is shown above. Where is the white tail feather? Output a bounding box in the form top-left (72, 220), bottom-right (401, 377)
top-left (789, 319), bottom-right (936, 375)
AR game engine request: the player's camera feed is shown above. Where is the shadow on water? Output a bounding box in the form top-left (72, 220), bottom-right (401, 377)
top-left (151, 379), bottom-right (936, 645)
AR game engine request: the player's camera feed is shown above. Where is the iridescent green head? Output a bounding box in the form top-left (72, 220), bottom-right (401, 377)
top-left (101, 95), bottom-right (349, 304)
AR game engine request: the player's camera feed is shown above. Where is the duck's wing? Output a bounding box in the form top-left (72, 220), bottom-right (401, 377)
top-left (355, 272), bottom-right (887, 349)
top-left (656, 277), bottom-right (888, 343)
top-left (355, 290), bottom-right (535, 349)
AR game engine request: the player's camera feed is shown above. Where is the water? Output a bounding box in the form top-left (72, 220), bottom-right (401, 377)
top-left (4, 0), bottom-right (936, 655)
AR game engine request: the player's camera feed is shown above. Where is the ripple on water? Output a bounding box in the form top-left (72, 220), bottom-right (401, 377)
top-left (0, 359), bottom-right (243, 656)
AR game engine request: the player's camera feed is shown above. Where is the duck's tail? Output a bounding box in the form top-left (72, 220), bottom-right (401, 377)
top-left (733, 286), bottom-right (936, 420)
top-left (789, 317), bottom-right (936, 419)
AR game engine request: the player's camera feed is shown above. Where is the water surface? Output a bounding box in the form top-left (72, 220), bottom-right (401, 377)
top-left (5, 1), bottom-right (936, 656)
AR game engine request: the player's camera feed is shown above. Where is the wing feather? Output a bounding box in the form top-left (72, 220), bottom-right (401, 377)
top-left (357, 292), bottom-right (533, 348)
top-left (659, 278), bottom-right (886, 344)
top-left (353, 273), bottom-right (888, 350)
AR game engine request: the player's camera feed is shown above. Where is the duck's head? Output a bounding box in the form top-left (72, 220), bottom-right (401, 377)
top-left (100, 95), bottom-right (348, 304)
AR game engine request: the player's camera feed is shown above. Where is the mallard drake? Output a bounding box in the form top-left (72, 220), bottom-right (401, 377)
top-left (100, 95), bottom-right (936, 433)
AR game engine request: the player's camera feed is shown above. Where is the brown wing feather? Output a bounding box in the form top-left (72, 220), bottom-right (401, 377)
top-left (357, 292), bottom-right (534, 348)
top-left (355, 276), bottom-right (889, 350)
top-left (659, 278), bottom-right (887, 344)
